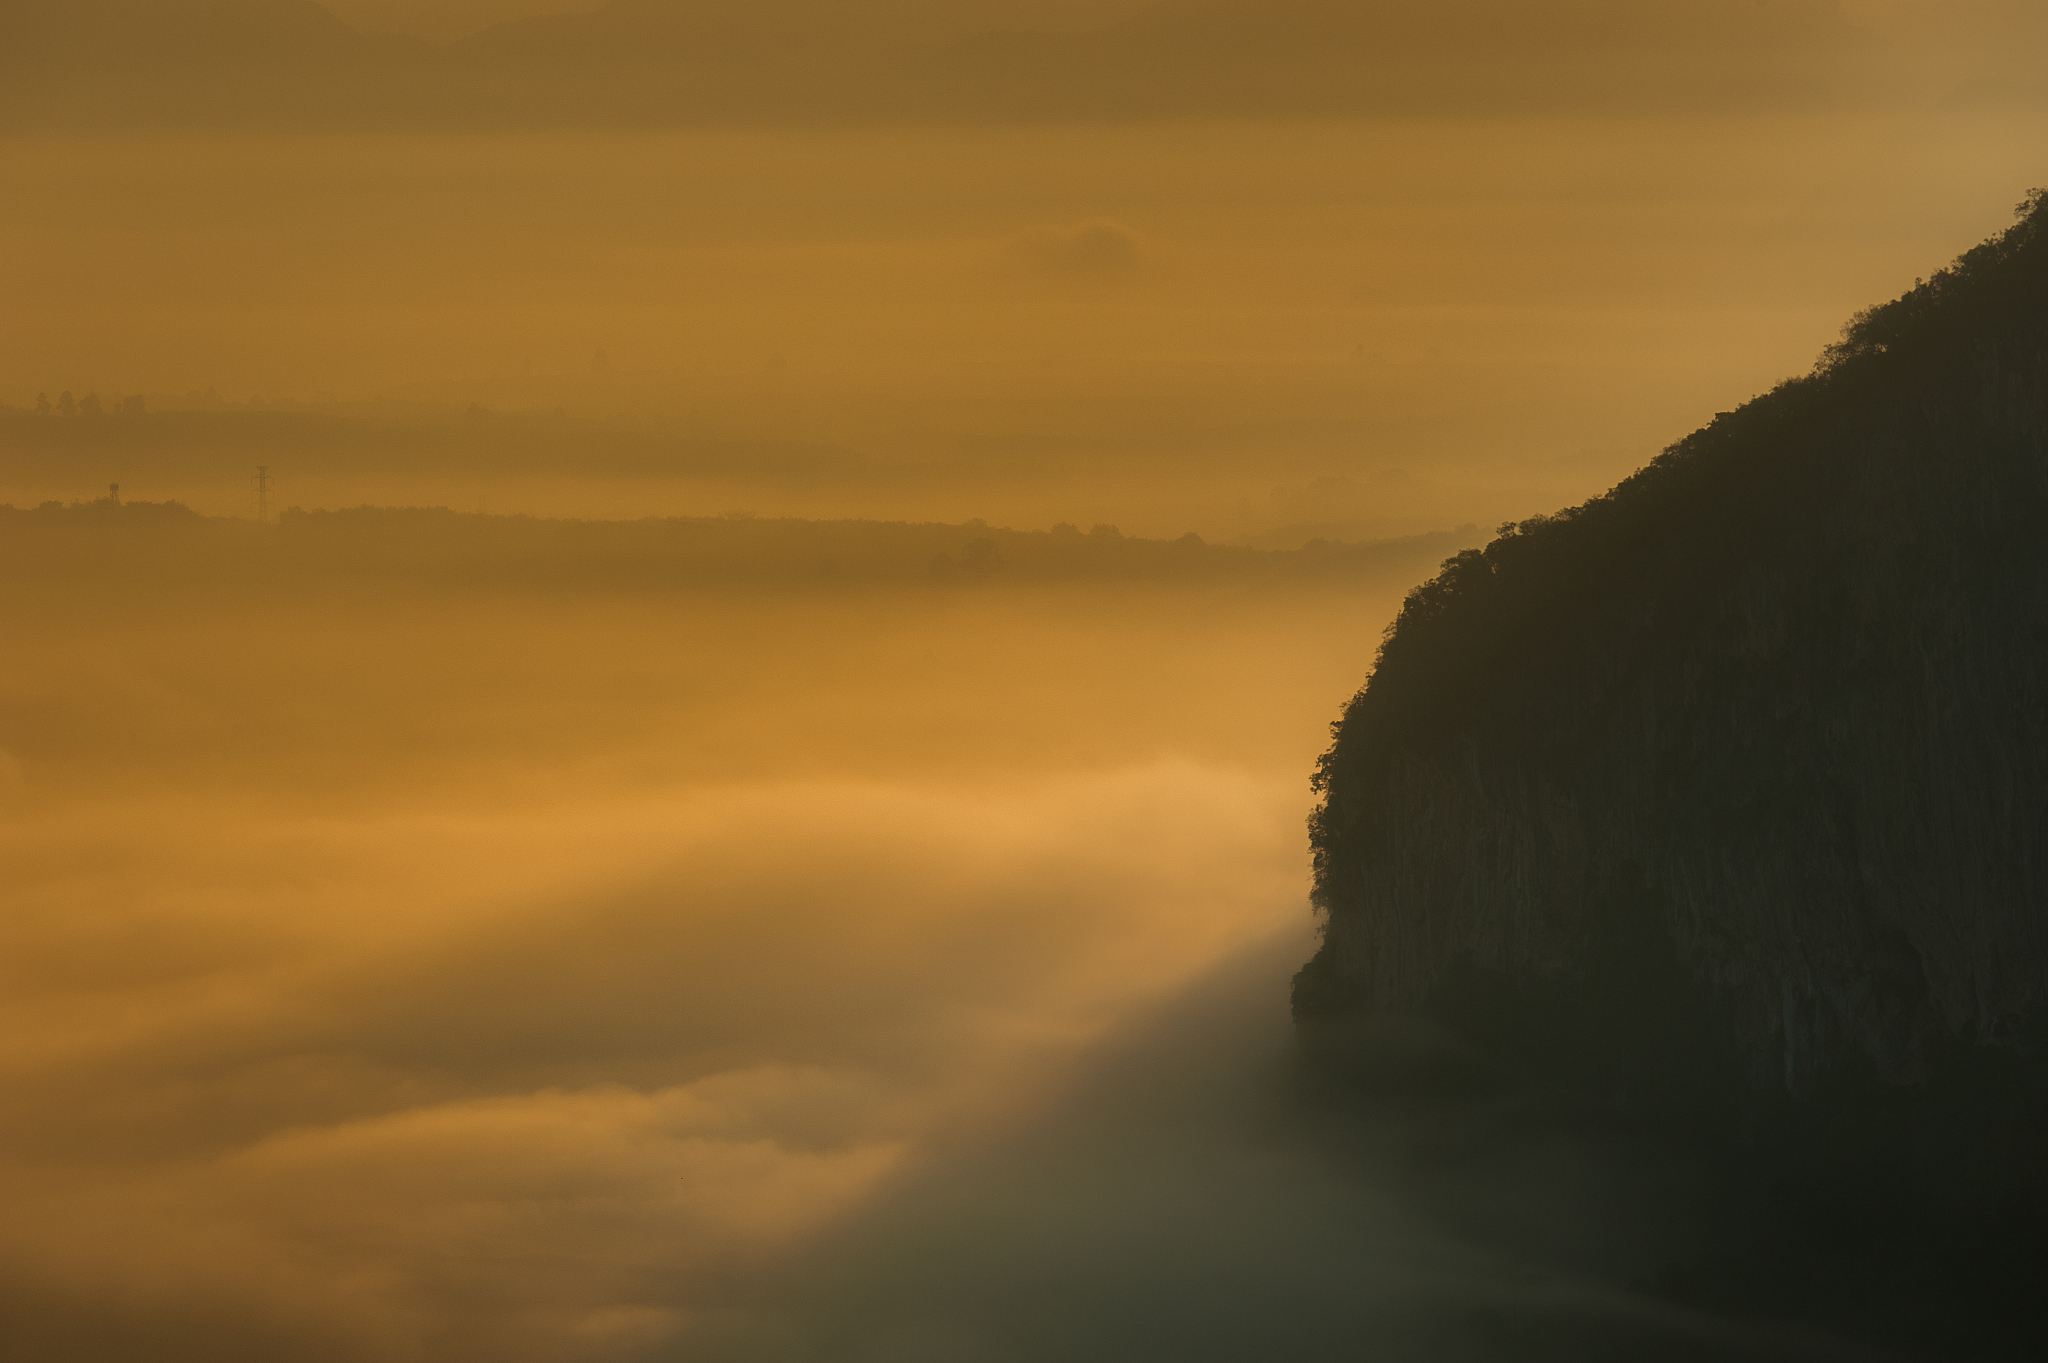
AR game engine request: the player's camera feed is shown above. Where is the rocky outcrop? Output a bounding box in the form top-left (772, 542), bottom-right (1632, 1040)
top-left (1298, 192), bottom-right (2048, 1098)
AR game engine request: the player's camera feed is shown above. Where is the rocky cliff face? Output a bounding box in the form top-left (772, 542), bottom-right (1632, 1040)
top-left (1298, 193), bottom-right (2048, 1101)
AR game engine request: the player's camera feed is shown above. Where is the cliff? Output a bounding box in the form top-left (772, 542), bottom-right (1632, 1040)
top-left (1297, 192), bottom-right (2048, 1107)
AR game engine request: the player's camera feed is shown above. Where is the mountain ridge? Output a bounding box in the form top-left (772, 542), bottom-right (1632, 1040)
top-left (1297, 188), bottom-right (2048, 1092)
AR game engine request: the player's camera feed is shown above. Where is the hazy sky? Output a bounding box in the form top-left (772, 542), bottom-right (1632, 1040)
top-left (326, 0), bottom-right (604, 39)
top-left (321, 1), bottom-right (1144, 42)
top-left (12, 1), bottom-right (2048, 128)
top-left (8, 114), bottom-right (2043, 540)
top-left (6, 4), bottom-right (2047, 1359)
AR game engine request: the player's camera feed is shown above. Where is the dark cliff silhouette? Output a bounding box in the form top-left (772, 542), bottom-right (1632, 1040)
top-left (1297, 191), bottom-right (2048, 1357)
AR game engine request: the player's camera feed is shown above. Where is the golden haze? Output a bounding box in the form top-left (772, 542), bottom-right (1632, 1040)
top-left (4, 2), bottom-right (2048, 1358)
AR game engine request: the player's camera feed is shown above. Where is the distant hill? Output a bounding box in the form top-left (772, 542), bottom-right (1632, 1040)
top-left (0, 497), bottom-right (1472, 594)
top-left (1232, 523), bottom-right (1480, 554)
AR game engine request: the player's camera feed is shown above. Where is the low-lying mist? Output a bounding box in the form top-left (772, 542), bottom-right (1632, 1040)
top-left (4, 502), bottom-right (1933, 1361)
top-left (0, 505), bottom-right (1425, 1360)
top-left (686, 934), bottom-right (1891, 1363)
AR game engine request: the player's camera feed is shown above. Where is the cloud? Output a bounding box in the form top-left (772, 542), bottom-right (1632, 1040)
top-left (1007, 221), bottom-right (1145, 279)
top-left (0, 761), bottom-right (1305, 1361)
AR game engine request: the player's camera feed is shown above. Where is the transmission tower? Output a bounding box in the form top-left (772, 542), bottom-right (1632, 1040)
top-left (253, 465), bottom-right (272, 521)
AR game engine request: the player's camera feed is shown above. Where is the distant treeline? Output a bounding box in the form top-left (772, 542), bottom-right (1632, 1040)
top-left (0, 498), bottom-right (1480, 595)
top-left (17, 391), bottom-right (148, 420)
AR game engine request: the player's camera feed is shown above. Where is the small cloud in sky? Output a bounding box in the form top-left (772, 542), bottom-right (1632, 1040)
top-left (1008, 220), bottom-right (1145, 279)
